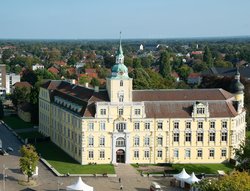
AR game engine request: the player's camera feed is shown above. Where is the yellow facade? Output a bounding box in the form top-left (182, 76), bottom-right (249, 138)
top-left (39, 43), bottom-right (246, 165)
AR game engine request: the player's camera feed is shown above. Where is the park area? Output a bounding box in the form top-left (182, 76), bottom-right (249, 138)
top-left (3, 115), bottom-right (34, 130)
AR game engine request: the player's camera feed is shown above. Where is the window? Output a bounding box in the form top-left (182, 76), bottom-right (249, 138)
top-left (186, 122), bottom-right (191, 129)
top-left (100, 109), bottom-right (106, 115)
top-left (144, 137), bottom-right (150, 146)
top-left (135, 109), bottom-right (141, 115)
top-left (197, 108), bottom-right (205, 114)
top-left (157, 150), bottom-right (163, 158)
top-left (88, 151), bottom-right (94, 159)
top-left (198, 121), bottom-right (203, 129)
top-left (221, 149), bottom-right (227, 157)
top-left (100, 150), bottom-right (105, 159)
top-left (88, 137), bottom-right (94, 147)
top-left (100, 122), bottom-right (106, 131)
top-left (120, 80), bottom-right (123, 87)
top-left (185, 132), bottom-right (191, 142)
top-left (116, 123), bottom-right (126, 132)
top-left (134, 137), bottom-right (140, 146)
top-left (174, 122), bottom-right (179, 129)
top-left (134, 150), bottom-right (139, 158)
top-left (210, 121), bottom-right (215, 129)
top-left (209, 132), bottom-right (215, 142)
top-left (185, 149), bottom-right (191, 158)
top-left (209, 149), bottom-right (215, 157)
top-left (197, 132), bottom-right (203, 142)
top-left (144, 150), bottom-right (150, 158)
top-left (134, 122), bottom-right (140, 130)
top-left (174, 149), bottom-right (179, 158)
top-left (157, 122), bottom-right (163, 130)
top-left (157, 137), bottom-right (163, 146)
top-left (88, 123), bottom-right (94, 131)
top-left (118, 108), bottom-right (124, 116)
top-left (116, 138), bottom-right (125, 147)
top-left (173, 132), bottom-right (179, 142)
top-left (119, 95), bottom-right (124, 102)
top-left (222, 121), bottom-right (227, 129)
top-left (221, 132), bottom-right (228, 142)
top-left (197, 149), bottom-right (203, 157)
top-left (100, 137), bottom-right (105, 146)
top-left (145, 122), bottom-right (150, 130)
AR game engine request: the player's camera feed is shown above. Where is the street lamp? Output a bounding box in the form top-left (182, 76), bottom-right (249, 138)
top-left (2, 164), bottom-right (8, 191)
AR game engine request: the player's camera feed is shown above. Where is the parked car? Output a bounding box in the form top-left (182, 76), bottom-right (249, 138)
top-left (0, 148), bottom-right (9, 156)
top-left (150, 182), bottom-right (163, 191)
top-left (6, 147), bottom-right (14, 152)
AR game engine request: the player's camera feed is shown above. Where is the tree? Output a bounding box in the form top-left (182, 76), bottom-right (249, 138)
top-left (234, 136), bottom-right (250, 171)
top-left (133, 57), bottom-right (142, 68)
top-left (90, 77), bottom-right (100, 87)
top-left (177, 64), bottom-right (193, 81)
top-left (0, 100), bottom-right (4, 119)
top-left (19, 144), bottom-right (39, 182)
top-left (11, 87), bottom-right (30, 108)
top-left (159, 51), bottom-right (171, 78)
top-left (195, 171), bottom-right (250, 191)
top-left (203, 46), bottom-right (213, 68)
top-left (79, 75), bottom-right (90, 85)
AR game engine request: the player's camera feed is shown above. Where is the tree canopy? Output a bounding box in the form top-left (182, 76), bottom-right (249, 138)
top-left (19, 144), bottom-right (39, 182)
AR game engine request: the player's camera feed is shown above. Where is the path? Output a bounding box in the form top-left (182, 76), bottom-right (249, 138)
top-left (115, 163), bottom-right (151, 191)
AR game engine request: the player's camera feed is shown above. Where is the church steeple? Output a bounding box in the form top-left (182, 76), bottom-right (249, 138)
top-left (116, 31), bottom-right (124, 65)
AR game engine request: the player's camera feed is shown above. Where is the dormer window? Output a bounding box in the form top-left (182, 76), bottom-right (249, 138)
top-left (120, 80), bottom-right (123, 87)
top-left (197, 108), bottom-right (205, 114)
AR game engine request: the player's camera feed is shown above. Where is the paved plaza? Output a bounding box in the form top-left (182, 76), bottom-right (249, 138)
top-left (0, 123), bottom-right (182, 191)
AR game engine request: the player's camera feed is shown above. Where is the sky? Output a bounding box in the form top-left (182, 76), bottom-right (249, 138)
top-left (0, 0), bottom-right (250, 39)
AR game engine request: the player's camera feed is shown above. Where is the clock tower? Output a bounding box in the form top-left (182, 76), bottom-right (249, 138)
top-left (106, 33), bottom-right (133, 103)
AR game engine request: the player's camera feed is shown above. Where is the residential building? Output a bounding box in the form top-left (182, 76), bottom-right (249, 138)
top-left (0, 65), bottom-right (6, 96)
top-left (32, 64), bottom-right (44, 71)
top-left (39, 39), bottom-right (246, 165)
top-left (6, 73), bottom-right (21, 94)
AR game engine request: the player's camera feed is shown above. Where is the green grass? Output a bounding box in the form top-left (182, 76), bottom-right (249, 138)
top-left (35, 141), bottom-right (115, 174)
top-left (3, 115), bottom-right (34, 129)
top-left (172, 163), bottom-right (234, 174)
top-left (18, 131), bottom-right (45, 139)
top-left (132, 163), bottom-right (234, 174)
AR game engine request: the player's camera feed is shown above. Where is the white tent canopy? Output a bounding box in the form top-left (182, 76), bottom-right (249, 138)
top-left (174, 168), bottom-right (191, 180)
top-left (184, 172), bottom-right (200, 185)
top-left (66, 177), bottom-right (94, 191)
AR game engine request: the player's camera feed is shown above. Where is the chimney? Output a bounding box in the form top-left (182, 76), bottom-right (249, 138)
top-left (94, 86), bottom-right (99, 92)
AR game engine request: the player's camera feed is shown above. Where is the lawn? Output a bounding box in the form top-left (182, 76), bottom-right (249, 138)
top-left (132, 163), bottom-right (234, 174)
top-left (18, 131), bottom-right (45, 139)
top-left (3, 115), bottom-right (34, 129)
top-left (172, 163), bottom-right (234, 174)
top-left (35, 141), bottom-right (115, 174)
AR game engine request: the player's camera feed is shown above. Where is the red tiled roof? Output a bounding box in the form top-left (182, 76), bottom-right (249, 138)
top-left (188, 73), bottom-right (201, 78)
top-left (171, 72), bottom-right (179, 78)
top-left (48, 67), bottom-right (59, 74)
top-left (54, 61), bottom-right (67, 66)
top-left (191, 51), bottom-right (203, 55)
top-left (67, 67), bottom-right (76, 75)
top-left (133, 89), bottom-right (234, 102)
top-left (13, 82), bottom-right (32, 88)
top-left (85, 68), bottom-right (96, 74)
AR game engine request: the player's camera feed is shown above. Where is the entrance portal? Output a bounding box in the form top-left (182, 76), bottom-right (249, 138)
top-left (116, 149), bottom-right (125, 163)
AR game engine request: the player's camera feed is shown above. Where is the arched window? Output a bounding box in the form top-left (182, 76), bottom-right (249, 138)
top-left (120, 80), bottom-right (123, 87)
top-left (116, 137), bottom-right (126, 147)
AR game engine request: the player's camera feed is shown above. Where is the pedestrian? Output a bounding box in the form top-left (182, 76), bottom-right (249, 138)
top-left (119, 177), bottom-right (121, 183)
top-left (120, 185), bottom-right (123, 190)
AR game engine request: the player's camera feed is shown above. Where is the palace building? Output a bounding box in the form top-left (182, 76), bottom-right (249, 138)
top-left (39, 39), bottom-right (246, 165)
